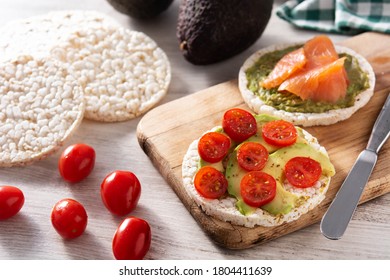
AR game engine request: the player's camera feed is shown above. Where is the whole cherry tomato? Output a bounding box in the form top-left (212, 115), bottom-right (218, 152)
top-left (58, 143), bottom-right (96, 183)
top-left (101, 171), bottom-right (141, 216)
top-left (51, 198), bottom-right (88, 239)
top-left (112, 216), bottom-right (151, 260)
top-left (0, 186), bottom-right (24, 220)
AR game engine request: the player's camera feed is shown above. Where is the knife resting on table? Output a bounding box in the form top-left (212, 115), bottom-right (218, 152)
top-left (320, 93), bottom-right (390, 240)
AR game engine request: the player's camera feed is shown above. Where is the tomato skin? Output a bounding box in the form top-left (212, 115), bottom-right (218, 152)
top-left (240, 171), bottom-right (276, 208)
top-left (0, 186), bottom-right (24, 220)
top-left (261, 120), bottom-right (297, 147)
top-left (194, 166), bottom-right (228, 199)
top-left (58, 143), bottom-right (96, 183)
top-left (237, 142), bottom-right (269, 171)
top-left (222, 108), bottom-right (257, 143)
top-left (112, 216), bottom-right (151, 260)
top-left (51, 198), bottom-right (88, 239)
top-left (285, 157), bottom-right (322, 188)
top-left (198, 132), bottom-right (231, 163)
top-left (101, 171), bottom-right (141, 216)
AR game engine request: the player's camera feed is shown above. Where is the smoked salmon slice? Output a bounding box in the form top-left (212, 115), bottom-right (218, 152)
top-left (261, 47), bottom-right (306, 89)
top-left (303, 35), bottom-right (338, 69)
top-left (278, 57), bottom-right (348, 103)
top-left (261, 35), bottom-right (348, 103)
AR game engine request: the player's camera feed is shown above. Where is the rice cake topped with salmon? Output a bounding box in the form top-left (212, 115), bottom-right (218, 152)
top-left (238, 35), bottom-right (375, 127)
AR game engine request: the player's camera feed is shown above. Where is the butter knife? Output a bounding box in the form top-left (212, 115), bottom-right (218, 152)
top-left (320, 93), bottom-right (390, 240)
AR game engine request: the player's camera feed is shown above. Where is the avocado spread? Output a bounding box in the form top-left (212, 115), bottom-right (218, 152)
top-left (245, 46), bottom-right (370, 113)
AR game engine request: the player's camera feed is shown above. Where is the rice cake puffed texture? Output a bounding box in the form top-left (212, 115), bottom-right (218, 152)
top-left (0, 56), bottom-right (85, 167)
top-left (0, 10), bottom-right (121, 61)
top-left (182, 127), bottom-right (332, 228)
top-left (51, 27), bottom-right (171, 122)
top-left (238, 44), bottom-right (375, 127)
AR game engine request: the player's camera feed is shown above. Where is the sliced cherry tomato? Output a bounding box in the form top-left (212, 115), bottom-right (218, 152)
top-left (194, 166), bottom-right (228, 199)
top-left (101, 171), bottom-right (141, 216)
top-left (198, 132), bottom-right (231, 163)
top-left (237, 142), bottom-right (269, 171)
top-left (58, 143), bottom-right (96, 183)
top-left (222, 108), bottom-right (257, 143)
top-left (0, 186), bottom-right (24, 220)
top-left (51, 198), bottom-right (88, 239)
top-left (285, 157), bottom-right (322, 188)
top-left (240, 171), bottom-right (276, 208)
top-left (261, 120), bottom-right (297, 147)
top-left (112, 216), bottom-right (151, 260)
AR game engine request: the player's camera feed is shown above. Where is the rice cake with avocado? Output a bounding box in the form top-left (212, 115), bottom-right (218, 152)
top-left (182, 111), bottom-right (335, 228)
top-left (238, 38), bottom-right (375, 127)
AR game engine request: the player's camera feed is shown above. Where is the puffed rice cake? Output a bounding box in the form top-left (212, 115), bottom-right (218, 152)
top-left (181, 126), bottom-right (332, 228)
top-left (0, 10), bottom-right (121, 61)
top-left (51, 26), bottom-right (171, 122)
top-left (0, 55), bottom-right (85, 167)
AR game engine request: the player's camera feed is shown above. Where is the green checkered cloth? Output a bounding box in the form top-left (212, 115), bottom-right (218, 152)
top-left (277, 0), bottom-right (390, 35)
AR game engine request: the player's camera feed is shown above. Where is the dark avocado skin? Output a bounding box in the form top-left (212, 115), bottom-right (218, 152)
top-left (107, 0), bottom-right (174, 19)
top-left (177, 0), bottom-right (274, 65)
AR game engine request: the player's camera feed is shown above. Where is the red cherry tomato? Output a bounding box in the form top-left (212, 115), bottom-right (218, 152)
top-left (194, 166), bottom-right (228, 199)
top-left (240, 171), bottom-right (276, 208)
top-left (0, 186), bottom-right (24, 220)
top-left (101, 171), bottom-right (141, 216)
top-left (112, 216), bottom-right (151, 260)
top-left (237, 142), bottom-right (269, 171)
top-left (222, 108), bottom-right (257, 143)
top-left (285, 157), bottom-right (322, 188)
top-left (51, 198), bottom-right (88, 239)
top-left (261, 120), bottom-right (297, 147)
top-left (58, 143), bottom-right (96, 183)
top-left (198, 132), bottom-right (231, 163)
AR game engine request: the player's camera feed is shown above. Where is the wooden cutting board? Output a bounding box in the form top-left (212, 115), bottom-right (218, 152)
top-left (137, 32), bottom-right (390, 249)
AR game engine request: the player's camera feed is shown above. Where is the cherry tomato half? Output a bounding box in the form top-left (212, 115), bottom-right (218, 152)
top-left (101, 171), bottom-right (141, 216)
top-left (51, 198), bottom-right (88, 239)
top-left (198, 132), bottom-right (231, 163)
top-left (222, 108), bottom-right (257, 143)
top-left (237, 142), bottom-right (269, 171)
top-left (240, 171), bottom-right (276, 208)
top-left (58, 143), bottom-right (96, 183)
top-left (261, 120), bottom-right (297, 147)
top-left (194, 166), bottom-right (228, 199)
top-left (0, 186), bottom-right (24, 220)
top-left (285, 157), bottom-right (322, 188)
top-left (112, 216), bottom-right (151, 260)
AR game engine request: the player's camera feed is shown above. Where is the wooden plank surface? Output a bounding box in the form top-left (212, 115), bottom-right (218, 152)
top-left (137, 32), bottom-right (390, 249)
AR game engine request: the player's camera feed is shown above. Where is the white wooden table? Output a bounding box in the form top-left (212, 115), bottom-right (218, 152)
top-left (0, 0), bottom-right (389, 260)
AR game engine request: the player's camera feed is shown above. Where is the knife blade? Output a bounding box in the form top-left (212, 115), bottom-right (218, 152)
top-left (320, 93), bottom-right (390, 240)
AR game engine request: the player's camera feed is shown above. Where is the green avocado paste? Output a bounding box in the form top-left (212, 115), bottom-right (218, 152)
top-left (245, 46), bottom-right (370, 113)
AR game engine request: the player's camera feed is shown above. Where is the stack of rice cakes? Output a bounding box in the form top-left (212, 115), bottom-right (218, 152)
top-left (0, 11), bottom-right (171, 167)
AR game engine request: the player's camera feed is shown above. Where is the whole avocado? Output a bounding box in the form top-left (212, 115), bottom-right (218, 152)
top-left (107, 0), bottom-right (174, 19)
top-left (177, 0), bottom-right (274, 65)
